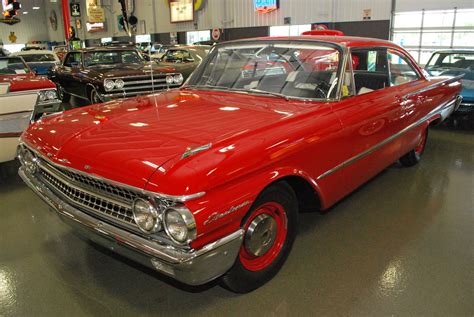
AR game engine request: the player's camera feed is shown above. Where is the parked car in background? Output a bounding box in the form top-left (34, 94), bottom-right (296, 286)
top-left (53, 45), bottom-right (68, 62)
top-left (156, 45), bottom-right (210, 81)
top-left (12, 50), bottom-right (60, 75)
top-left (425, 50), bottom-right (474, 119)
top-left (150, 44), bottom-right (177, 60)
top-left (0, 56), bottom-right (61, 163)
top-left (49, 47), bottom-right (183, 104)
top-left (18, 34), bottom-right (462, 293)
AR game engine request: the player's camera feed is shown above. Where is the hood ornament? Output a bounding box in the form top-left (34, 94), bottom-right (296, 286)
top-left (181, 143), bottom-right (212, 159)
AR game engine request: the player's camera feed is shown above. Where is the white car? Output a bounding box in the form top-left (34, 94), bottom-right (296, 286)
top-left (12, 50), bottom-right (60, 76)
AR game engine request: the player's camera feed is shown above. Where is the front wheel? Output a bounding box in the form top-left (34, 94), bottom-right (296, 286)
top-left (400, 127), bottom-right (428, 167)
top-left (89, 87), bottom-right (103, 104)
top-left (220, 182), bottom-right (298, 293)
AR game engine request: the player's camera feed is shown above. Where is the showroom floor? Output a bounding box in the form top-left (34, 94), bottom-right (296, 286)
top-left (0, 126), bottom-right (473, 316)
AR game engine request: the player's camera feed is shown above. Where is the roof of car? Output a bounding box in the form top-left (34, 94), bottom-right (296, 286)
top-left (13, 50), bottom-right (55, 55)
top-left (71, 46), bottom-right (138, 53)
top-left (167, 45), bottom-right (210, 51)
top-left (225, 35), bottom-right (401, 49)
top-left (430, 49), bottom-right (474, 54)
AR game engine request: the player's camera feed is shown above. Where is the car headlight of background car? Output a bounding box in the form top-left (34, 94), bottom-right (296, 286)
top-left (104, 79), bottom-right (126, 91)
top-left (37, 89), bottom-right (60, 104)
top-left (166, 73), bottom-right (183, 86)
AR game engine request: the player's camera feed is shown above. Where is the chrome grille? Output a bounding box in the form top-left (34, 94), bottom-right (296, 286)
top-left (104, 74), bottom-right (181, 98)
top-left (34, 158), bottom-right (142, 228)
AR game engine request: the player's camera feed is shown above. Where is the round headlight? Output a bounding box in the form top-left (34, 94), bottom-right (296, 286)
top-left (114, 79), bottom-right (125, 89)
top-left (23, 150), bottom-right (38, 174)
top-left (132, 198), bottom-right (160, 233)
top-left (173, 74), bottom-right (184, 85)
top-left (45, 90), bottom-right (57, 100)
top-left (38, 91), bottom-right (47, 102)
top-left (104, 79), bottom-right (115, 91)
top-left (166, 75), bottom-right (174, 85)
top-left (163, 207), bottom-right (196, 244)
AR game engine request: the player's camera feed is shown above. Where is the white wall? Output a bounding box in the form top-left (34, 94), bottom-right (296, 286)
top-left (0, 8), bottom-right (48, 44)
top-left (72, 0), bottom-right (393, 40)
top-left (395, 0), bottom-right (474, 12)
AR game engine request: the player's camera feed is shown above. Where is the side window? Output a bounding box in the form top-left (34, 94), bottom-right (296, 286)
top-left (351, 48), bottom-right (390, 95)
top-left (63, 53), bottom-right (81, 67)
top-left (388, 50), bottom-right (420, 86)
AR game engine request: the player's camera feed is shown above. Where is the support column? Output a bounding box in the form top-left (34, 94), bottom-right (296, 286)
top-left (61, 0), bottom-right (71, 40)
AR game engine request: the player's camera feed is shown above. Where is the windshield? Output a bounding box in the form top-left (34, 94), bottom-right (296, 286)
top-left (0, 57), bottom-right (30, 75)
top-left (188, 42), bottom-right (341, 100)
top-left (83, 50), bottom-right (144, 66)
top-left (427, 52), bottom-right (474, 69)
top-left (20, 54), bottom-right (56, 62)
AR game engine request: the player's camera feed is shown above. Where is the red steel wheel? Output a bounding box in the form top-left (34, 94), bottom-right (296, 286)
top-left (221, 182), bottom-right (298, 293)
top-left (415, 128), bottom-right (428, 157)
top-left (239, 202), bottom-right (288, 272)
top-left (400, 127), bottom-right (429, 167)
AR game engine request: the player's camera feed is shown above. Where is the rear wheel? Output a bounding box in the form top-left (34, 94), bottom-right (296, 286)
top-left (220, 182), bottom-right (298, 293)
top-left (400, 128), bottom-right (428, 167)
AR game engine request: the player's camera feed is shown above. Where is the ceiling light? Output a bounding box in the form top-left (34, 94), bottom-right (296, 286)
top-left (23, 11), bottom-right (28, 14)
top-left (32, 6), bottom-right (40, 10)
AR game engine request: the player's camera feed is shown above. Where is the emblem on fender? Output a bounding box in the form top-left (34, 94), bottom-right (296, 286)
top-left (204, 201), bottom-right (251, 226)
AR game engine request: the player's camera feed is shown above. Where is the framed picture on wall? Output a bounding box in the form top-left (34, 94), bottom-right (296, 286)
top-left (169, 0), bottom-right (194, 23)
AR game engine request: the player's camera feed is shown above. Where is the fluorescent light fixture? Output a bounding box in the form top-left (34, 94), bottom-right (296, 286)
top-left (32, 6), bottom-right (40, 9)
top-left (23, 11), bottom-right (28, 14)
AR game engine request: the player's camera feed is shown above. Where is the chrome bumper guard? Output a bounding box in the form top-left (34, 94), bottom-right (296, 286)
top-left (19, 166), bottom-right (243, 286)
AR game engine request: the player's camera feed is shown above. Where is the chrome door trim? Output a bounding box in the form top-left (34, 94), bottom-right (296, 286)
top-left (317, 97), bottom-right (457, 180)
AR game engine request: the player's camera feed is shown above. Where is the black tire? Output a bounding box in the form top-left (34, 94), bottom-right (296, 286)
top-left (400, 128), bottom-right (428, 167)
top-left (57, 85), bottom-right (71, 102)
top-left (220, 181), bottom-right (298, 293)
top-left (89, 87), bottom-right (102, 104)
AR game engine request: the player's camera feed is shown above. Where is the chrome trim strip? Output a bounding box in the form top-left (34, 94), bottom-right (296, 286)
top-left (404, 75), bottom-right (463, 99)
top-left (19, 165), bottom-right (243, 264)
top-left (317, 97), bottom-right (457, 180)
top-left (20, 142), bottom-right (206, 202)
top-left (38, 160), bottom-right (131, 208)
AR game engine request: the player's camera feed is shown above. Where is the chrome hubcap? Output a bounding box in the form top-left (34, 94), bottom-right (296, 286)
top-left (244, 214), bottom-right (278, 257)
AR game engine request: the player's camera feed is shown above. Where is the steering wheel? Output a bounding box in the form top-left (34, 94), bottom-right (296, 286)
top-left (314, 81), bottom-right (330, 99)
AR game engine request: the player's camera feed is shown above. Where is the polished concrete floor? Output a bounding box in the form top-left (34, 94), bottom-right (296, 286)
top-left (0, 126), bottom-right (473, 316)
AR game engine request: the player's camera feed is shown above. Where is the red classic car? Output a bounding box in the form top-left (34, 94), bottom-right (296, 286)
top-left (17, 35), bottom-right (462, 293)
top-left (1, 56), bottom-right (61, 163)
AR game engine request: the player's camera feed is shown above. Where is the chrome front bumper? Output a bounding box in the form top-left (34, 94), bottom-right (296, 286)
top-left (19, 166), bottom-right (243, 286)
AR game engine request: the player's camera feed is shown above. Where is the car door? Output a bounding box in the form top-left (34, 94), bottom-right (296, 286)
top-left (331, 48), bottom-right (407, 194)
top-left (58, 52), bottom-right (82, 96)
top-left (386, 49), bottom-right (442, 155)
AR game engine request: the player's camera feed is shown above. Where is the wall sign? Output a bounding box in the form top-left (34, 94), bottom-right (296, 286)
top-left (86, 0), bottom-right (105, 23)
top-left (169, 0), bottom-right (194, 23)
top-left (70, 3), bottom-right (81, 17)
top-left (254, 0), bottom-right (279, 13)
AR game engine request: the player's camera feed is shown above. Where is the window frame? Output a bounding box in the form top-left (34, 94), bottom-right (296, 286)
top-left (63, 52), bottom-right (83, 68)
top-left (387, 48), bottom-right (422, 87)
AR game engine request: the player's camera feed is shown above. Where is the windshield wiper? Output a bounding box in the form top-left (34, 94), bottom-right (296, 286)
top-left (245, 88), bottom-right (290, 101)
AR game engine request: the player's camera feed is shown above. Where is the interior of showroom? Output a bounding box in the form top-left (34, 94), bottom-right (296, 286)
top-left (0, 0), bottom-right (473, 316)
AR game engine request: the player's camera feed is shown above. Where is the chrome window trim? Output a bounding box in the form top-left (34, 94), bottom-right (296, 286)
top-left (317, 96), bottom-right (458, 180)
top-left (20, 141), bottom-right (206, 202)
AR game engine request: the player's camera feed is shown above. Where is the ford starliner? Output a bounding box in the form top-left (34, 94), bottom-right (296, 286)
top-left (18, 34), bottom-right (462, 293)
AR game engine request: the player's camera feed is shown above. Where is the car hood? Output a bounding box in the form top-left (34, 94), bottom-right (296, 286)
top-left (21, 89), bottom-right (311, 189)
top-left (0, 74), bottom-right (55, 92)
top-left (88, 63), bottom-right (177, 78)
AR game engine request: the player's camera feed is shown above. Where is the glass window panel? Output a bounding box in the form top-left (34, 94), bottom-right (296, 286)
top-left (419, 50), bottom-right (436, 66)
top-left (393, 12), bottom-right (423, 28)
top-left (453, 31), bottom-right (474, 47)
top-left (406, 50), bottom-right (420, 63)
top-left (388, 50), bottom-right (420, 86)
top-left (393, 32), bottom-right (421, 47)
top-left (421, 32), bottom-right (452, 46)
top-left (423, 10), bottom-right (454, 28)
top-left (455, 9), bottom-right (474, 27)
